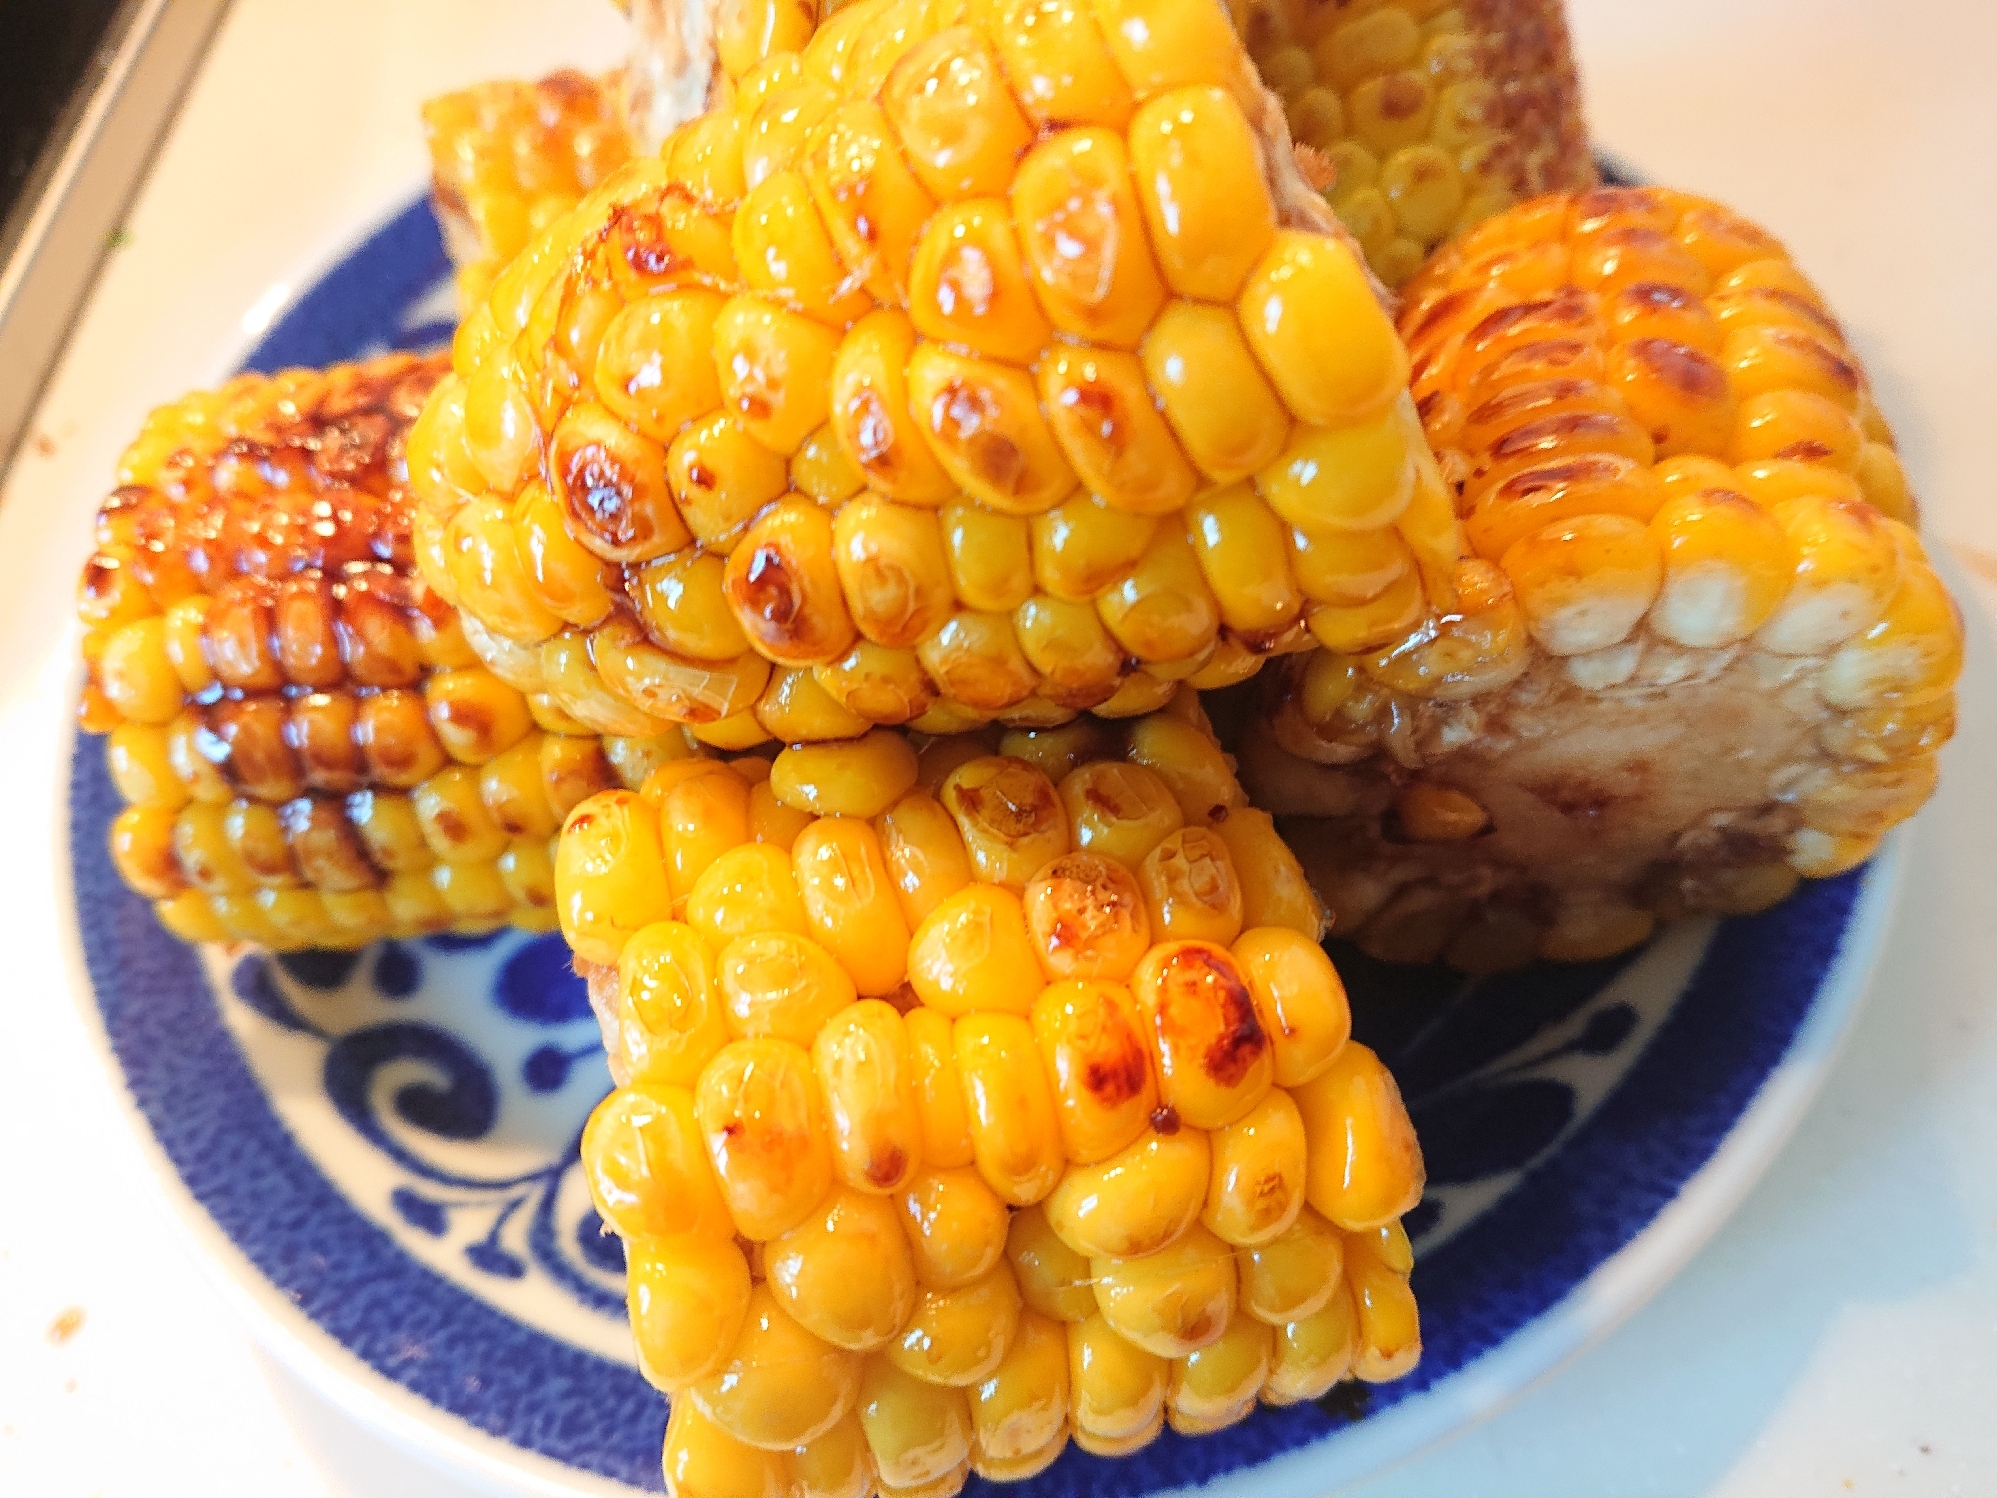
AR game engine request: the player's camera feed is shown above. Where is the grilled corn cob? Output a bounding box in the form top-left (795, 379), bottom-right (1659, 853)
top-left (425, 72), bottom-right (635, 310)
top-left (1240, 187), bottom-right (1962, 970)
top-left (409, 0), bottom-right (1468, 752)
top-left (1233, 0), bottom-right (1593, 286)
top-left (560, 703), bottom-right (1424, 1490)
top-left (78, 352), bottom-right (694, 950)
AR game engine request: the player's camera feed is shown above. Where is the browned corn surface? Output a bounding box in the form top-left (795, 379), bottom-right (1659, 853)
top-left (408, 0), bottom-right (1474, 755)
top-left (1235, 0), bottom-right (1593, 286)
top-left (424, 71), bottom-right (635, 311)
top-left (78, 352), bottom-right (699, 949)
top-left (557, 701), bottom-right (1425, 1489)
top-left (1240, 187), bottom-right (1962, 970)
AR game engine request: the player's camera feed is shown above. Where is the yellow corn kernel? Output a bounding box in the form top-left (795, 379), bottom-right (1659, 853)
top-left (906, 345), bottom-right (1076, 517)
top-left (555, 791), bottom-right (673, 964)
top-left (1186, 483), bottom-right (1306, 634)
top-left (828, 310), bottom-right (955, 503)
top-left (1232, 926), bottom-right (1351, 1088)
top-left (1038, 345), bottom-right (1199, 516)
top-left (580, 1081), bottom-right (732, 1241)
top-left (1137, 827), bottom-right (1245, 945)
top-left (1057, 760), bottom-right (1184, 870)
top-left (917, 609), bottom-right (1043, 714)
top-left (816, 641), bottom-right (938, 725)
top-left (628, 1234), bottom-right (753, 1390)
top-left (996, 720), bottom-right (1117, 786)
top-left (810, 105), bottom-right (940, 308)
top-left (631, 551), bottom-right (750, 664)
top-left (1817, 547), bottom-right (1962, 712)
top-left (425, 669), bottom-right (533, 766)
top-left (939, 499), bottom-right (1034, 614)
top-left (1503, 512), bottom-right (1664, 657)
top-left (814, 999), bottom-right (925, 1194)
top-left (658, 764), bottom-right (753, 903)
top-left (756, 663), bottom-right (871, 744)
top-left (1131, 941), bottom-right (1273, 1130)
top-left (857, 1358), bottom-right (972, 1490)
top-left (725, 498), bottom-right (859, 667)
top-left (1030, 491), bottom-right (1156, 600)
top-left (767, 1188), bottom-right (919, 1352)
top-left (1241, 232), bottom-right (1408, 425)
top-left (772, 730), bottom-right (920, 818)
top-left (1030, 976), bottom-right (1157, 1159)
top-left (1167, 1306), bottom-right (1272, 1431)
top-left (791, 422), bottom-right (867, 506)
top-left (1294, 1040), bottom-right (1424, 1230)
top-left (907, 885), bottom-right (1042, 1016)
top-left (1754, 494), bottom-right (1902, 656)
top-left (938, 757), bottom-right (1068, 889)
top-left (881, 28), bottom-right (1035, 199)
top-left (711, 294), bottom-right (839, 455)
top-left (106, 723), bottom-right (187, 809)
top-left (1011, 593), bottom-right (1125, 710)
top-left (953, 1013), bottom-right (1065, 1205)
top-left (1046, 1126), bottom-right (1210, 1258)
top-left (662, 1398), bottom-right (790, 1498)
top-left (1263, 1286), bottom-right (1359, 1404)
top-left (1140, 299), bottom-right (1290, 484)
top-left (906, 1009), bottom-right (976, 1170)
top-left (696, 1037), bottom-right (835, 1241)
top-left (1393, 781), bottom-right (1491, 843)
top-left (96, 617), bottom-right (186, 726)
top-left (1094, 527), bottom-right (1220, 664)
top-left (830, 495), bottom-right (954, 649)
top-left (795, 1411), bottom-right (874, 1498)
top-left (1203, 1087), bottom-right (1308, 1247)
top-left (1127, 85), bottom-right (1273, 303)
top-left (1091, 1222), bottom-right (1236, 1358)
top-left (1210, 809), bottom-right (1322, 938)
top-left (792, 818), bottom-right (911, 997)
top-left (1257, 404), bottom-right (1419, 535)
top-left (718, 930), bottom-right (858, 1046)
top-left (745, 779), bottom-right (814, 852)
top-left (1067, 1310), bottom-right (1167, 1444)
top-left (1009, 130), bottom-right (1161, 349)
top-left (733, 170), bottom-right (872, 326)
top-left (1237, 1205), bottom-right (1345, 1325)
top-left (898, 1165), bottom-right (1011, 1290)
top-left (685, 842), bottom-right (811, 952)
top-left (616, 920), bottom-right (730, 1087)
top-left (416, 767), bottom-right (510, 865)
top-left (668, 413), bottom-right (790, 551)
top-left (969, 1311), bottom-right (1069, 1464)
top-left (886, 1266), bottom-right (1024, 1387)
top-left (1346, 1228), bottom-right (1422, 1381)
top-left (110, 806), bottom-right (185, 899)
top-left (1005, 1203), bottom-right (1096, 1322)
top-left (1125, 713), bottom-right (1243, 822)
top-left (908, 199), bottom-right (1053, 365)
top-left (1646, 489), bottom-right (1795, 649)
top-left (691, 1282), bottom-right (861, 1450)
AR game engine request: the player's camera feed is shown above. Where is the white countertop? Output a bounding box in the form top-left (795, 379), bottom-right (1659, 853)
top-left (1, 2), bottom-right (1992, 1494)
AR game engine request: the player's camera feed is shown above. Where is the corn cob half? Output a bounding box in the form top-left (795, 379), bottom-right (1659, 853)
top-left (409, 0), bottom-right (1478, 754)
top-left (1240, 187), bottom-right (1962, 970)
top-left (1235, 0), bottom-right (1594, 287)
top-left (556, 700), bottom-right (1425, 1490)
top-left (77, 352), bottom-right (699, 950)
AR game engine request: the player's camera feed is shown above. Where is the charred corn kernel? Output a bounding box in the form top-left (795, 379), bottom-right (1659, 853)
top-left (768, 1188), bottom-right (920, 1350)
top-left (954, 1014), bottom-right (1066, 1205)
top-left (1030, 976), bottom-right (1157, 1157)
top-left (580, 1081), bottom-right (732, 1241)
top-left (719, 930), bottom-right (858, 1045)
top-left (1005, 1204), bottom-right (1096, 1322)
top-left (662, 1397), bottom-right (790, 1498)
top-left (1294, 1041), bottom-right (1424, 1230)
top-left (1166, 1307), bottom-right (1271, 1431)
top-left (557, 791), bottom-right (674, 964)
top-left (1091, 1222), bottom-right (1236, 1357)
top-left (628, 1235), bottom-right (754, 1389)
top-left (905, 1009), bottom-right (976, 1169)
top-left (1131, 941), bottom-right (1273, 1130)
top-left (1067, 1311), bottom-right (1167, 1443)
top-left (887, 1266), bottom-right (1024, 1387)
top-left (898, 1166), bottom-right (1011, 1289)
top-left (1232, 926), bottom-right (1350, 1087)
top-left (1138, 827), bottom-right (1244, 944)
top-left (1346, 1227), bottom-right (1422, 1381)
top-left (938, 757), bottom-right (1067, 888)
top-left (968, 1311), bottom-right (1068, 1464)
top-left (1010, 131), bottom-right (1161, 349)
top-left (814, 1000), bottom-right (925, 1193)
top-left (1058, 761), bottom-right (1184, 869)
top-left (1046, 1126), bottom-right (1210, 1258)
top-left (1203, 1087), bottom-right (1308, 1247)
top-left (793, 819), bottom-right (911, 996)
top-left (858, 1358), bottom-right (972, 1489)
top-left (691, 1282), bottom-right (861, 1450)
top-left (686, 842), bottom-right (811, 950)
top-left (696, 1037), bottom-right (836, 1241)
top-left (1263, 1285), bottom-right (1359, 1404)
top-left (616, 921), bottom-right (731, 1087)
top-left (772, 731), bottom-right (920, 818)
top-left (907, 885), bottom-right (1041, 1016)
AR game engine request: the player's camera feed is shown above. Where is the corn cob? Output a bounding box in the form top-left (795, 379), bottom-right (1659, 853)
top-left (77, 352), bottom-right (697, 951)
top-left (408, 0), bottom-right (1471, 756)
top-left (1232, 0), bottom-right (1593, 287)
top-left (425, 72), bottom-right (635, 311)
top-left (1239, 187), bottom-right (1962, 971)
top-left (558, 700), bottom-right (1424, 1490)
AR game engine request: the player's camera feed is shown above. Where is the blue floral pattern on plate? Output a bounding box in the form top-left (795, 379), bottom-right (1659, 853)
top-left (67, 193), bottom-right (1883, 1496)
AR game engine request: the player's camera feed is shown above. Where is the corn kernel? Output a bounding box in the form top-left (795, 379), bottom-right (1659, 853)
top-left (768, 1188), bottom-right (919, 1351)
top-left (954, 1012), bottom-right (1066, 1204)
top-left (1090, 1222), bottom-right (1236, 1356)
top-left (696, 1037), bottom-right (836, 1241)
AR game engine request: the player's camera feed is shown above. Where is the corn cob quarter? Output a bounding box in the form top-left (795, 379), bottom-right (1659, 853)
top-left (1232, 0), bottom-right (1594, 287)
top-left (409, 0), bottom-right (1478, 752)
top-left (79, 352), bottom-right (697, 950)
top-left (558, 701), bottom-right (1425, 1489)
top-left (1241, 187), bottom-right (1963, 971)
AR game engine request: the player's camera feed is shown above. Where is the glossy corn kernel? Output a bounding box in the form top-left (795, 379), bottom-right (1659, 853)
top-left (80, 353), bottom-right (615, 948)
top-left (413, 0), bottom-right (1457, 744)
top-left (1247, 188), bottom-right (1962, 969)
top-left (560, 710), bottom-right (1425, 1478)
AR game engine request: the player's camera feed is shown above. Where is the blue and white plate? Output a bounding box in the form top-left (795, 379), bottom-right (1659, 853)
top-left (65, 199), bottom-right (1903, 1498)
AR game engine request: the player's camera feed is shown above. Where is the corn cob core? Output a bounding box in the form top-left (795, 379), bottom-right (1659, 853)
top-left (408, 0), bottom-right (1479, 759)
top-left (425, 72), bottom-right (636, 311)
top-left (76, 352), bottom-right (702, 950)
top-left (1233, 0), bottom-right (1593, 287)
top-left (1240, 187), bottom-right (1962, 970)
top-left (556, 703), bottom-right (1424, 1490)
